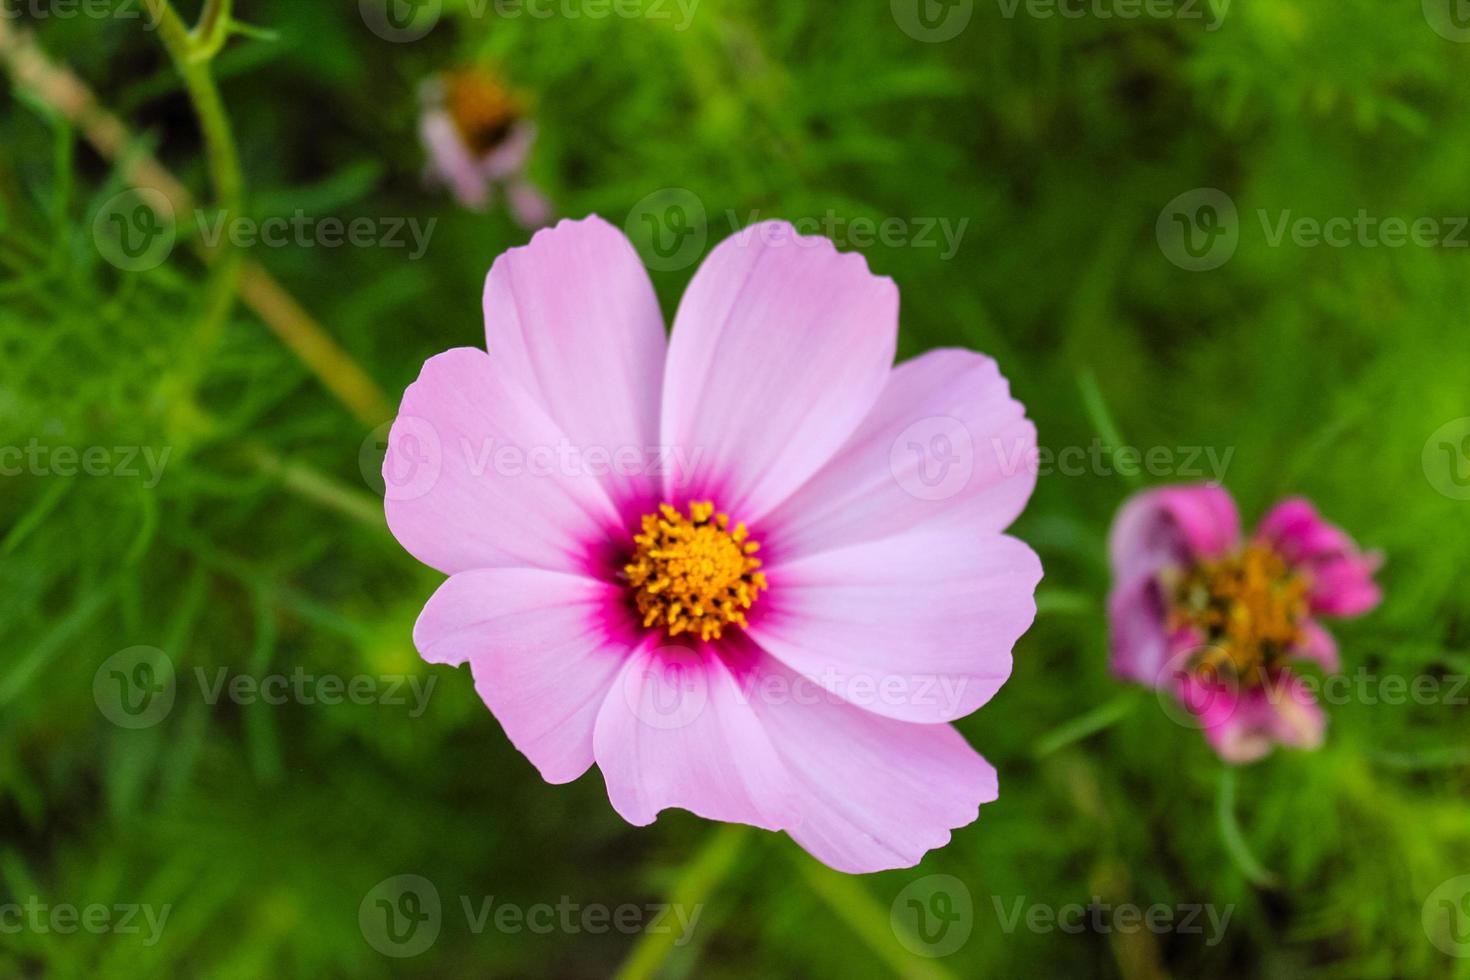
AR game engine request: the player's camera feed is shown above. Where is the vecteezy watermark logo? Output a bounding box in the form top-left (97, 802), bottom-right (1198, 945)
top-left (993, 0), bottom-right (1226, 28)
top-left (93, 646), bottom-right (176, 730)
top-left (1424, 875), bottom-right (1470, 957)
top-left (362, 422), bottom-right (706, 497)
top-left (725, 210), bottom-right (969, 260)
top-left (367, 416), bottom-right (443, 502)
top-left (890, 416), bottom-right (974, 501)
top-left (360, 875), bottom-right (442, 958)
top-left (360, 0), bottom-right (442, 41)
top-left (890, 875), bottom-right (973, 957)
top-left (1153, 645), bottom-right (1236, 731)
top-left (1165, 198), bottom-right (1470, 267)
top-left (1423, 0), bottom-right (1470, 42)
top-left (988, 438), bottom-right (1235, 484)
top-left (622, 646), bottom-right (710, 730)
top-left (0, 899), bottom-right (172, 946)
top-left (625, 188), bottom-right (708, 272)
top-left (1423, 417), bottom-right (1470, 500)
top-left (729, 669), bottom-right (972, 716)
top-left (93, 189), bottom-right (176, 273)
top-left (1257, 210), bottom-right (1470, 249)
top-left (993, 897), bottom-right (1233, 944)
top-left (0, 0), bottom-right (160, 26)
top-left (360, 878), bottom-right (702, 957)
top-left (1162, 656), bottom-right (1470, 721)
top-left (95, 199), bottom-right (435, 270)
top-left (192, 211), bottom-right (437, 259)
top-left (891, 0), bottom-right (974, 41)
top-left (473, 0), bottom-right (700, 28)
top-left (1157, 188), bottom-right (1238, 271)
top-left (460, 894), bottom-right (702, 941)
top-left (0, 440), bottom-right (172, 487)
top-left (95, 647), bottom-right (438, 728)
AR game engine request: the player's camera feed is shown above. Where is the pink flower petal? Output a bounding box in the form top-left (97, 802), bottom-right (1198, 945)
top-left (750, 530), bottom-right (1041, 723)
top-left (1255, 497), bottom-right (1382, 618)
top-left (660, 221), bottom-right (898, 521)
top-left (1107, 573), bottom-right (1174, 686)
top-left (483, 216), bottom-right (667, 521)
top-left (732, 638), bottom-right (997, 874)
top-left (760, 348), bottom-right (1036, 559)
top-left (592, 642), bottom-right (801, 831)
top-left (383, 347), bottom-right (622, 576)
top-left (1294, 619), bottom-right (1341, 672)
top-left (481, 120), bottom-right (536, 180)
top-left (420, 108), bottom-right (490, 210)
top-left (1108, 484), bottom-right (1241, 585)
top-left (1177, 672), bottom-right (1326, 764)
top-left (507, 180), bottom-right (553, 230)
top-left (1107, 485), bottom-right (1240, 683)
top-left (413, 568), bottom-right (634, 784)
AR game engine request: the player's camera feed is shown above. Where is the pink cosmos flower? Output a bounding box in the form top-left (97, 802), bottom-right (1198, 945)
top-left (419, 69), bottom-right (552, 228)
top-left (383, 215), bottom-right (1042, 873)
top-left (1107, 484), bottom-right (1382, 764)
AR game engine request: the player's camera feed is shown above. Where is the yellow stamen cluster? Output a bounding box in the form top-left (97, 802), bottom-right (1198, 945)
top-left (1168, 542), bottom-right (1309, 687)
top-left (624, 502), bottom-right (767, 641)
top-left (445, 69), bottom-right (519, 155)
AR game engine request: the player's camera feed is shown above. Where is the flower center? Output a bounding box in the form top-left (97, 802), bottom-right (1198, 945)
top-left (1168, 542), bottom-right (1309, 687)
top-left (624, 501), bottom-right (767, 642)
top-left (445, 69), bottom-right (519, 155)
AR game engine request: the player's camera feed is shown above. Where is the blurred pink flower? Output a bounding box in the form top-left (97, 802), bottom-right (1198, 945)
top-left (1108, 484), bottom-right (1382, 763)
top-left (383, 215), bottom-right (1041, 873)
top-left (419, 69), bottom-right (551, 228)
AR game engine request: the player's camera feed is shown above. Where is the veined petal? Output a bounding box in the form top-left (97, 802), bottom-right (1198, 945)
top-left (413, 568), bottom-right (634, 784)
top-left (660, 221), bottom-right (897, 521)
top-left (761, 348), bottom-right (1036, 559)
top-left (484, 215), bottom-right (667, 520)
top-left (592, 642), bottom-right (801, 831)
top-left (383, 347), bottom-right (622, 576)
top-left (731, 638), bottom-right (998, 874)
top-left (749, 530), bottom-right (1041, 723)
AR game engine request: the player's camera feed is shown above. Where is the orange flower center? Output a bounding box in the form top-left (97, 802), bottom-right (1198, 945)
top-left (445, 70), bottom-right (519, 155)
top-left (1167, 542), bottom-right (1309, 688)
top-left (624, 502), bottom-right (767, 642)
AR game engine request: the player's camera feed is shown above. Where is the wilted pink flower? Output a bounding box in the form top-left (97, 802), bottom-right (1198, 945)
top-left (383, 216), bottom-right (1041, 872)
top-left (1108, 484), bottom-right (1381, 763)
top-left (419, 69), bottom-right (551, 228)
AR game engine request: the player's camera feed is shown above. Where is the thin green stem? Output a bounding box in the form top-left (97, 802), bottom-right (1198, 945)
top-left (0, 16), bottom-right (391, 425)
top-left (1216, 767), bottom-right (1279, 888)
top-left (141, 0), bottom-right (243, 383)
top-left (141, 0), bottom-right (241, 218)
top-left (1078, 369), bottom-right (1143, 490)
top-left (241, 443), bottom-right (385, 530)
top-left (613, 824), bottom-right (750, 980)
top-left (793, 853), bottom-right (957, 980)
top-left (1033, 688), bottom-right (1142, 758)
top-left (191, 0), bottom-right (235, 60)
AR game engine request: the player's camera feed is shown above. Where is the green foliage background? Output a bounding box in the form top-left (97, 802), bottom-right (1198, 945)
top-left (2, 0), bottom-right (1469, 976)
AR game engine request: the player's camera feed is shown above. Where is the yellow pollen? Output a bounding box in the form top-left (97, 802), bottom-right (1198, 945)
top-left (623, 501), bottom-right (767, 642)
top-left (1167, 542), bottom-right (1309, 688)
